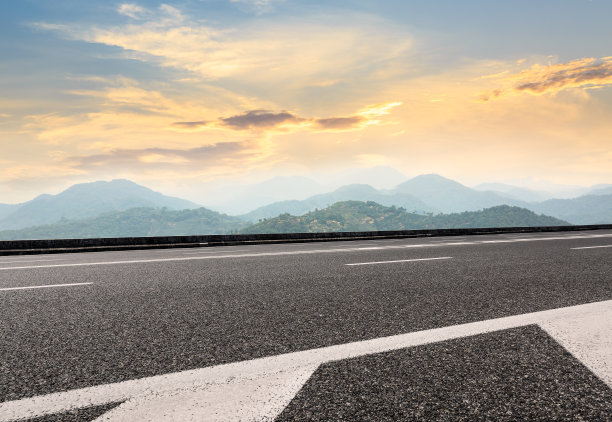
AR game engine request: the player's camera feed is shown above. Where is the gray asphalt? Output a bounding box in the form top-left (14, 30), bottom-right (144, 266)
top-left (1, 230), bottom-right (611, 419)
top-left (277, 325), bottom-right (612, 421)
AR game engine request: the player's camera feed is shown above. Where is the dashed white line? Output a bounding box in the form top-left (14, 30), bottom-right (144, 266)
top-left (346, 257), bottom-right (453, 266)
top-left (1, 233), bottom-right (611, 271)
top-left (0, 282), bottom-right (92, 292)
top-left (181, 249), bottom-right (249, 255)
top-left (571, 245), bottom-right (612, 250)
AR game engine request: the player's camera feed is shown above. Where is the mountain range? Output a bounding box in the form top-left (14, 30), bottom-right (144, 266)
top-left (0, 174), bottom-right (611, 234)
top-left (0, 202), bottom-right (569, 240)
top-left (242, 202), bottom-right (568, 234)
top-left (240, 174), bottom-right (612, 224)
top-left (0, 179), bottom-right (200, 230)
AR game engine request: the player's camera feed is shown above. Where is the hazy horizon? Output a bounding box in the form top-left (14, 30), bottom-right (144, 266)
top-left (1, 170), bottom-right (608, 212)
top-left (2, 1), bottom-right (612, 204)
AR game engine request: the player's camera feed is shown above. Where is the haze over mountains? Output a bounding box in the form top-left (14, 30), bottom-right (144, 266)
top-left (0, 174), bottom-right (610, 238)
top-left (0, 180), bottom-right (200, 231)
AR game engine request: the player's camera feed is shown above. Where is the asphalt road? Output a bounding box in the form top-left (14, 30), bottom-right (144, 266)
top-left (1, 230), bottom-right (611, 420)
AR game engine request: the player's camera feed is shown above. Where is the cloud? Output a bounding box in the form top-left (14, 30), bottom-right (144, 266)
top-left (35, 4), bottom-right (412, 91)
top-left (481, 57), bottom-right (612, 100)
top-left (170, 120), bottom-right (209, 132)
top-left (314, 116), bottom-right (365, 130)
top-left (514, 58), bottom-right (612, 93)
top-left (229, 0), bottom-right (283, 14)
top-left (173, 102), bottom-right (401, 133)
top-left (118, 4), bottom-right (146, 19)
top-left (220, 110), bottom-right (303, 130)
top-left (67, 142), bottom-right (258, 170)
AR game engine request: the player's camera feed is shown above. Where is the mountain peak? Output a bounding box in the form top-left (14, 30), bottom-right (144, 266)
top-left (0, 179), bottom-right (201, 231)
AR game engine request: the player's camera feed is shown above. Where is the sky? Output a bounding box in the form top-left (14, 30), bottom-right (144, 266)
top-left (1, 0), bottom-right (612, 205)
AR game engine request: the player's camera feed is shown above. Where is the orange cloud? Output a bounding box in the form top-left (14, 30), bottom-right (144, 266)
top-left (220, 110), bottom-right (304, 130)
top-left (481, 57), bottom-right (612, 100)
top-left (172, 103), bottom-right (401, 133)
top-left (314, 116), bottom-right (365, 130)
top-left (170, 120), bottom-right (209, 132)
top-left (65, 142), bottom-right (260, 170)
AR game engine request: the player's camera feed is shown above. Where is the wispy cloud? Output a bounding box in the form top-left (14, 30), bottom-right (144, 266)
top-left (117, 4), bottom-right (147, 19)
top-left (170, 120), bottom-right (209, 132)
top-left (34, 3), bottom-right (411, 90)
top-left (66, 142), bottom-right (260, 170)
top-left (171, 102), bottom-right (402, 133)
top-left (480, 57), bottom-right (612, 101)
top-left (229, 0), bottom-right (284, 15)
top-left (220, 110), bottom-right (303, 130)
top-left (514, 57), bottom-right (612, 94)
top-left (314, 116), bottom-right (364, 130)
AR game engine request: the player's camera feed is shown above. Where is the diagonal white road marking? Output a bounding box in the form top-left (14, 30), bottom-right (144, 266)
top-left (571, 244), bottom-right (612, 250)
top-left (540, 308), bottom-right (612, 386)
top-left (1, 300), bottom-right (610, 421)
top-left (95, 365), bottom-right (318, 422)
top-left (1, 233), bottom-right (612, 271)
top-left (0, 282), bottom-right (92, 292)
top-left (345, 257), bottom-right (452, 266)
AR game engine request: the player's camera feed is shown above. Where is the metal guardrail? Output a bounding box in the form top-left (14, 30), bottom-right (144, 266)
top-left (1, 224), bottom-right (612, 256)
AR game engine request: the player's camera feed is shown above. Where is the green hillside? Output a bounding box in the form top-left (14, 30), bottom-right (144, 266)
top-left (0, 207), bottom-right (245, 240)
top-left (241, 201), bottom-right (569, 233)
top-left (0, 201), bottom-right (570, 240)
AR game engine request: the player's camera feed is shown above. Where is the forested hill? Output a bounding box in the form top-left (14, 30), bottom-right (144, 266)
top-left (0, 202), bottom-right (569, 240)
top-left (241, 201), bottom-right (569, 234)
top-left (0, 207), bottom-right (245, 240)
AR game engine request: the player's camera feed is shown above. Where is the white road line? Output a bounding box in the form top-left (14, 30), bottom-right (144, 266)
top-left (1, 300), bottom-right (609, 422)
top-left (0, 259), bottom-right (66, 264)
top-left (346, 257), bottom-right (452, 266)
top-left (1, 233), bottom-right (611, 271)
top-left (571, 245), bottom-right (612, 250)
top-left (181, 249), bottom-right (249, 255)
top-left (0, 282), bottom-right (92, 292)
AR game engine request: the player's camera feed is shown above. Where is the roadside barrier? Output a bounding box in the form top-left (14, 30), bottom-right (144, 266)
top-left (2, 224), bottom-right (612, 256)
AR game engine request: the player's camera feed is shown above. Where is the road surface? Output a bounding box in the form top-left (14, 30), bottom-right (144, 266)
top-left (1, 230), bottom-right (611, 420)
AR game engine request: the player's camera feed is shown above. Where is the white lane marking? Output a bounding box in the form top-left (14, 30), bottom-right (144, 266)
top-left (1, 233), bottom-right (611, 271)
top-left (1, 300), bottom-right (609, 422)
top-left (345, 257), bottom-right (453, 266)
top-left (0, 259), bottom-right (66, 264)
top-left (0, 282), bottom-right (92, 292)
top-left (95, 365), bottom-right (318, 422)
top-left (540, 306), bottom-right (612, 387)
top-left (571, 245), bottom-right (612, 250)
top-left (181, 249), bottom-right (249, 255)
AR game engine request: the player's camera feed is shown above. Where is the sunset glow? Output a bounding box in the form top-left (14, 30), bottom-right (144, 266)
top-left (1, 0), bottom-right (612, 203)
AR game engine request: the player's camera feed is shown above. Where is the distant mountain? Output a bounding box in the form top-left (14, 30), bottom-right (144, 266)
top-left (0, 179), bottom-right (201, 230)
top-left (473, 183), bottom-right (551, 202)
top-left (324, 166), bottom-right (408, 189)
top-left (588, 185), bottom-right (612, 196)
top-left (394, 174), bottom-right (528, 213)
top-left (0, 203), bottom-right (20, 220)
top-left (241, 201), bottom-right (569, 234)
top-left (528, 194), bottom-right (612, 224)
top-left (0, 207), bottom-right (245, 240)
top-left (209, 176), bottom-right (325, 215)
top-left (240, 184), bottom-right (436, 222)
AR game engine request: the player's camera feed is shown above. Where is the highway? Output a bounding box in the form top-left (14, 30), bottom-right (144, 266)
top-left (1, 230), bottom-right (611, 420)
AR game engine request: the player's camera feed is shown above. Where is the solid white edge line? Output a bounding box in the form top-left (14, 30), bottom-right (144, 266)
top-left (571, 245), bottom-right (612, 250)
top-left (0, 283), bottom-right (92, 292)
top-left (1, 299), bottom-right (610, 421)
top-left (345, 257), bottom-right (453, 266)
top-left (1, 233), bottom-right (612, 271)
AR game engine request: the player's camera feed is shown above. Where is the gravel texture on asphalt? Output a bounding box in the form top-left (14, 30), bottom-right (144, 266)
top-left (1, 232), bottom-right (611, 403)
top-left (24, 402), bottom-right (122, 422)
top-left (276, 325), bottom-right (612, 421)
